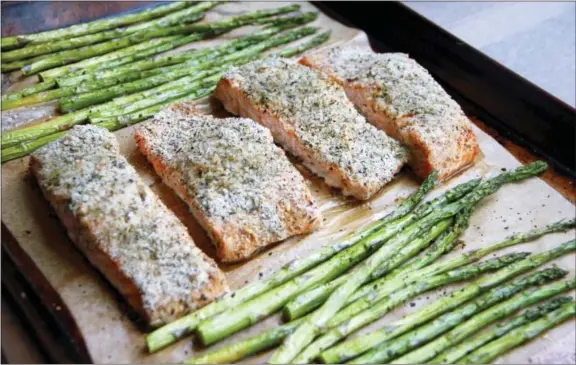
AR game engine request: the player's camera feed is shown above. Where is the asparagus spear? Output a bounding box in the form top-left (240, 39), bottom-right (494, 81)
top-left (388, 277), bottom-right (576, 364)
top-left (1, 131), bottom-right (67, 163)
top-left (0, 37), bottom-right (21, 51)
top-left (0, 6), bottom-right (211, 62)
top-left (279, 30), bottom-right (332, 58)
top-left (389, 207), bottom-right (473, 277)
top-left (0, 1), bottom-right (193, 49)
top-left (292, 252), bottom-right (530, 364)
top-left (59, 26), bottom-right (317, 112)
top-left (284, 207), bottom-right (473, 321)
top-left (319, 240), bottom-right (576, 363)
top-left (2, 87), bottom-right (75, 111)
top-left (458, 301), bottom-right (576, 364)
top-left (283, 218), bottom-right (453, 321)
top-left (145, 173), bottom-right (438, 353)
top-left (1, 53), bottom-right (51, 72)
top-left (2, 81), bottom-right (57, 102)
top-left (426, 296), bottom-right (574, 364)
top-left (186, 316), bottom-right (310, 364)
top-left (36, 5), bottom-right (302, 79)
top-left (92, 86), bottom-right (216, 131)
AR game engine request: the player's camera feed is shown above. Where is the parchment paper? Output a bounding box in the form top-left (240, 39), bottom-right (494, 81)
top-left (1, 2), bottom-right (575, 364)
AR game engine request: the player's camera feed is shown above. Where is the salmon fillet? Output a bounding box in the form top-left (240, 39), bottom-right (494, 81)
top-left (134, 105), bottom-right (321, 262)
top-left (30, 125), bottom-right (228, 328)
top-left (213, 57), bottom-right (408, 200)
top-left (300, 47), bottom-right (479, 181)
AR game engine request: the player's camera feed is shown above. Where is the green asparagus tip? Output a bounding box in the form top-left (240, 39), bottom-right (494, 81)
top-left (423, 170), bottom-right (439, 188)
top-left (530, 296), bottom-right (574, 318)
top-left (535, 267), bottom-right (569, 283)
top-left (510, 161), bottom-right (548, 180)
top-left (550, 218), bottom-right (576, 230)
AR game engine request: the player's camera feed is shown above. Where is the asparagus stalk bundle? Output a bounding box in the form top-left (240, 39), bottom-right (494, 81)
top-left (269, 199), bottom-right (479, 363)
top-left (334, 219), bottom-right (575, 323)
top-left (344, 217), bottom-right (576, 312)
top-left (384, 274), bottom-right (575, 364)
top-left (283, 206), bottom-right (474, 321)
top-left (36, 4), bottom-right (302, 79)
top-left (0, 3), bottom-right (213, 62)
top-left (145, 173), bottom-right (438, 353)
top-left (457, 301), bottom-right (576, 364)
top-left (0, 1), bottom-right (193, 50)
top-left (283, 217), bottom-right (454, 321)
top-left (60, 26), bottom-right (317, 112)
top-left (56, 13), bottom-right (317, 88)
top-left (18, 8), bottom-right (208, 74)
top-left (276, 163), bottom-right (547, 332)
top-left (291, 252), bottom-right (531, 364)
top-left (2, 15), bottom-right (317, 109)
top-left (89, 73), bottom-right (225, 123)
top-left (53, 10), bottom-right (309, 84)
top-left (185, 253), bottom-right (525, 365)
top-left (400, 295), bottom-right (576, 364)
top-left (430, 296), bottom-right (573, 364)
top-left (27, 36), bottom-right (182, 77)
top-left (319, 240), bottom-right (576, 363)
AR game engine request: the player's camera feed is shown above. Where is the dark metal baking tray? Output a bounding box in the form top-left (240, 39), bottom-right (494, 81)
top-left (2, 2), bottom-right (575, 362)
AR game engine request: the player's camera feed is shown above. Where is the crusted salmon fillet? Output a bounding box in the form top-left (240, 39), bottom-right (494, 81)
top-left (134, 105), bottom-right (321, 263)
top-left (300, 47), bottom-right (479, 181)
top-left (30, 125), bottom-right (228, 328)
top-left (213, 57), bottom-right (408, 200)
